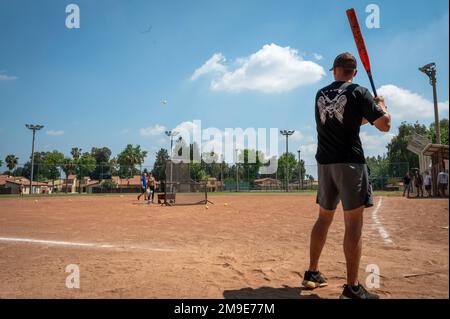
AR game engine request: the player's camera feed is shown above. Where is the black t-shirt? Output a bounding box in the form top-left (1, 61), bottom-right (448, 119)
top-left (403, 176), bottom-right (411, 185)
top-left (315, 81), bottom-right (385, 164)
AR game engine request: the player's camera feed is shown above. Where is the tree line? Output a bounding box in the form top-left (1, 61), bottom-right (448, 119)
top-left (366, 119), bottom-right (448, 188)
top-left (1, 145), bottom-right (146, 186)
top-left (1, 119), bottom-right (448, 188)
top-left (1, 142), bottom-right (309, 188)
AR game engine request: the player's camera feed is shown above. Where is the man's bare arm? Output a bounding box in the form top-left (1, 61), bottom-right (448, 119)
top-left (373, 96), bottom-right (391, 132)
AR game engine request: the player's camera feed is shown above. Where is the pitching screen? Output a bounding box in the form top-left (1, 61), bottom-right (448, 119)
top-left (164, 160), bottom-right (207, 205)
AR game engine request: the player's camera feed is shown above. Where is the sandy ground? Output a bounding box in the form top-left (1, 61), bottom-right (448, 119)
top-left (0, 194), bottom-right (448, 299)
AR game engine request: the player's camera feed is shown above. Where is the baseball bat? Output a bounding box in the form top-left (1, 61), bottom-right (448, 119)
top-left (346, 8), bottom-right (377, 97)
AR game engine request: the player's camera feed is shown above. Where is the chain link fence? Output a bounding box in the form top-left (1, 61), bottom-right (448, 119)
top-left (0, 161), bottom-right (409, 195)
top-left (367, 162), bottom-right (409, 191)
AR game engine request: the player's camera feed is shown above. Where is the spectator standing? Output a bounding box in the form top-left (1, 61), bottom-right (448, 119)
top-left (403, 173), bottom-right (411, 198)
top-left (437, 169), bottom-right (449, 198)
top-left (423, 171), bottom-right (432, 197)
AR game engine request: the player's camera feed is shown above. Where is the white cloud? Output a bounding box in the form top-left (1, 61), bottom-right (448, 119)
top-left (191, 43), bottom-right (326, 93)
top-left (360, 131), bottom-right (395, 157)
top-left (279, 130), bottom-right (304, 143)
top-left (299, 143), bottom-right (317, 157)
top-left (313, 53), bottom-right (323, 61)
top-left (0, 73), bottom-right (18, 81)
top-left (378, 84), bottom-right (449, 120)
top-left (46, 130), bottom-right (64, 136)
top-left (172, 121), bottom-right (200, 141)
top-left (140, 124), bottom-right (166, 136)
top-left (291, 131), bottom-right (304, 142)
top-left (190, 53), bottom-right (227, 81)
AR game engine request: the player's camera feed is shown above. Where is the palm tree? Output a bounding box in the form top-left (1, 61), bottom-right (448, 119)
top-left (71, 147), bottom-right (82, 160)
top-left (117, 144), bottom-right (148, 178)
top-left (5, 154), bottom-right (18, 176)
top-left (62, 157), bottom-right (76, 193)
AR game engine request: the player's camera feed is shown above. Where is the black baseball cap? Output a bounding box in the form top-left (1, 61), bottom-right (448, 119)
top-left (329, 52), bottom-right (357, 71)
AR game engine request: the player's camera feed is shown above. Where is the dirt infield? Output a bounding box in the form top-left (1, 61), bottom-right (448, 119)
top-left (0, 194), bottom-right (448, 299)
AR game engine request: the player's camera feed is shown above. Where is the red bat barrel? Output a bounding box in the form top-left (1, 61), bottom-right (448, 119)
top-left (346, 8), bottom-right (377, 96)
top-left (346, 8), bottom-right (371, 73)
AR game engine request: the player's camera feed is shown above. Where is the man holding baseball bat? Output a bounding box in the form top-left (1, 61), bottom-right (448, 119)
top-left (302, 52), bottom-right (391, 299)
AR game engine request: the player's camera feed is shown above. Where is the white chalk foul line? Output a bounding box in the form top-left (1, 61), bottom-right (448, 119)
top-left (0, 236), bottom-right (175, 252)
top-left (371, 197), bottom-right (393, 245)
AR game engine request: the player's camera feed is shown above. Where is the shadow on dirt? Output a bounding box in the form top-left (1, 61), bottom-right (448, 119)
top-left (223, 286), bottom-right (321, 299)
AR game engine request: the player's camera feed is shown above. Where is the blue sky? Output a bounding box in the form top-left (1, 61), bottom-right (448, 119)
top-left (0, 0), bottom-right (449, 170)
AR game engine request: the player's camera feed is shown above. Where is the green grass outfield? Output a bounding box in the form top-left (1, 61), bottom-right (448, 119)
top-left (0, 190), bottom-right (403, 200)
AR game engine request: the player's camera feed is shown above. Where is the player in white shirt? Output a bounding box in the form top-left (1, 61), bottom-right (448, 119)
top-left (437, 169), bottom-right (449, 198)
top-left (423, 171), bottom-right (432, 197)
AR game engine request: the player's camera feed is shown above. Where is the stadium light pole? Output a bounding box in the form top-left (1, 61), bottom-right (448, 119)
top-left (25, 124), bottom-right (44, 194)
top-left (280, 130), bottom-right (295, 192)
top-left (165, 130), bottom-right (179, 157)
top-left (419, 63), bottom-right (441, 144)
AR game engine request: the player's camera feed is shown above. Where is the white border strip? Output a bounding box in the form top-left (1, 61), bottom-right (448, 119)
top-left (0, 236), bottom-right (174, 252)
top-left (371, 197), bottom-right (393, 245)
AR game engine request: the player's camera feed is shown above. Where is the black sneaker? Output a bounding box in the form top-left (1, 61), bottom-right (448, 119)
top-left (302, 271), bottom-right (328, 289)
top-left (340, 284), bottom-right (379, 299)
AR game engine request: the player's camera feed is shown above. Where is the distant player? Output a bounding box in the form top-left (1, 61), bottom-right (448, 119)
top-left (303, 53), bottom-right (391, 299)
top-left (437, 169), bottom-right (449, 197)
top-left (423, 171), bottom-right (432, 197)
top-left (137, 172), bottom-right (148, 201)
top-left (147, 172), bottom-right (156, 203)
top-left (414, 171), bottom-right (424, 198)
top-left (403, 172), bottom-right (411, 198)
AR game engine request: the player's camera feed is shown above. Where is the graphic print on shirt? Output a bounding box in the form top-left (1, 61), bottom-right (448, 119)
top-left (317, 90), bottom-right (348, 124)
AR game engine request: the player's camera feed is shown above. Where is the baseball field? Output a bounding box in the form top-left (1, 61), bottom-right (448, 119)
top-left (0, 193), bottom-right (448, 299)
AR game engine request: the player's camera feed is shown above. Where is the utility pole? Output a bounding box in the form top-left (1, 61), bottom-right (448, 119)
top-left (280, 130), bottom-right (295, 192)
top-left (25, 124), bottom-right (44, 194)
top-left (419, 63), bottom-right (441, 144)
top-left (419, 63), bottom-right (444, 197)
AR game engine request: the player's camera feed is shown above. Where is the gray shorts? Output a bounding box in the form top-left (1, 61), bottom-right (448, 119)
top-left (316, 163), bottom-right (373, 211)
